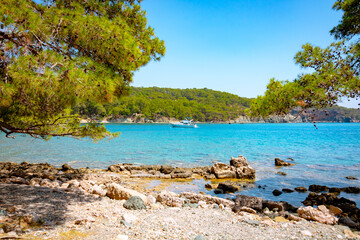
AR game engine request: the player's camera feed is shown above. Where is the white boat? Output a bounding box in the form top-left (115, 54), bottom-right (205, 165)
top-left (171, 119), bottom-right (198, 128)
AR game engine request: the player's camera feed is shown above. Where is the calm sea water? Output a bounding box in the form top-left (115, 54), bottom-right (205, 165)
top-left (1, 123), bottom-right (360, 206)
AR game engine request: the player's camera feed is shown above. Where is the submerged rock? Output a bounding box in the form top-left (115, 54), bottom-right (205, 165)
top-left (274, 158), bottom-right (294, 167)
top-left (272, 189), bottom-right (282, 196)
top-left (345, 176), bottom-right (358, 180)
top-left (216, 183), bottom-right (240, 193)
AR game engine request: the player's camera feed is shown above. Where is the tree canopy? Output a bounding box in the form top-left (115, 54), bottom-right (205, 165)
top-left (250, 0), bottom-right (360, 119)
top-left (0, 0), bottom-right (165, 140)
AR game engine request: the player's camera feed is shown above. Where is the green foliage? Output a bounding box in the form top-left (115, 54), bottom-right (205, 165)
top-left (250, 0), bottom-right (360, 118)
top-left (75, 87), bottom-right (252, 122)
top-left (0, 0), bottom-right (165, 139)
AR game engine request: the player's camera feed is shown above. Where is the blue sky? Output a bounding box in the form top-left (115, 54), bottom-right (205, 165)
top-left (133, 0), bottom-right (358, 108)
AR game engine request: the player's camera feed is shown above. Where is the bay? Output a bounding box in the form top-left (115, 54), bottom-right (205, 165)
top-left (1, 123), bottom-right (360, 206)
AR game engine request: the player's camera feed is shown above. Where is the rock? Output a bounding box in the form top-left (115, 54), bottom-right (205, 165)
top-left (230, 155), bottom-right (249, 168)
top-left (182, 199), bottom-right (198, 208)
top-left (274, 158), bottom-right (294, 167)
top-left (210, 163), bottom-right (236, 179)
top-left (29, 178), bottom-right (42, 186)
top-left (171, 170), bottom-right (192, 179)
top-left (123, 196), bottom-right (146, 210)
top-left (214, 189), bottom-right (223, 194)
top-left (180, 192), bottom-right (235, 208)
top-left (328, 187), bottom-right (341, 194)
top-left (74, 216), bottom-right (95, 225)
top-left (276, 171), bottom-right (287, 176)
top-left (338, 216), bottom-right (358, 228)
top-left (121, 213), bottom-right (139, 224)
top-left (345, 176), bottom-right (358, 180)
top-left (288, 214), bottom-right (302, 221)
top-left (233, 195), bottom-right (262, 211)
top-left (282, 188), bottom-right (294, 193)
top-left (230, 156), bottom-right (256, 179)
top-left (308, 184), bottom-right (329, 192)
top-left (344, 229), bottom-right (360, 239)
top-left (301, 230), bottom-right (313, 237)
top-left (204, 183), bottom-right (215, 189)
top-left (294, 187), bottom-right (307, 192)
top-left (160, 165), bottom-right (174, 174)
top-left (79, 180), bottom-right (92, 192)
top-left (204, 174), bottom-right (216, 179)
top-left (272, 189), bottom-right (282, 196)
top-left (156, 191), bottom-right (184, 207)
top-left (106, 183), bottom-right (147, 203)
top-left (61, 164), bottom-right (72, 171)
top-left (91, 185), bottom-right (107, 196)
top-left (67, 180), bottom-right (80, 188)
top-left (328, 205), bottom-right (343, 216)
top-left (297, 206), bottom-right (338, 225)
top-left (40, 179), bottom-right (59, 188)
top-left (216, 183), bottom-right (240, 193)
top-left (194, 235), bottom-right (205, 240)
top-left (236, 206), bottom-right (257, 214)
top-left (147, 195), bottom-right (156, 205)
top-left (274, 216), bottom-right (289, 222)
top-left (115, 234), bottom-right (129, 240)
top-left (342, 186), bottom-right (360, 194)
top-left (120, 220), bottom-right (133, 228)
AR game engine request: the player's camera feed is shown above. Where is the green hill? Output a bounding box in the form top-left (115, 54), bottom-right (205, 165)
top-left (73, 86), bottom-right (359, 122)
top-left (73, 87), bottom-right (252, 122)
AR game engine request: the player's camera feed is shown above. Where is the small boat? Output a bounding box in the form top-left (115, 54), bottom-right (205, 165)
top-left (171, 119), bottom-right (198, 128)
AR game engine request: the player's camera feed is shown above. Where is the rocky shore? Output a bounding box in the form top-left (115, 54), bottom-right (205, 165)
top-left (0, 158), bottom-right (360, 239)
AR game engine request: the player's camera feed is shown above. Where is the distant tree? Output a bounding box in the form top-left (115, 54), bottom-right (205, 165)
top-left (0, 0), bottom-right (165, 140)
top-left (250, 0), bottom-right (360, 118)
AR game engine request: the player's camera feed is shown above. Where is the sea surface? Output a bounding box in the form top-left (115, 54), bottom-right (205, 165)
top-left (1, 123), bottom-right (360, 207)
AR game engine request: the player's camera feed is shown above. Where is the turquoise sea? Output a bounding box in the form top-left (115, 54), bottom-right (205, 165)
top-left (1, 123), bottom-right (360, 206)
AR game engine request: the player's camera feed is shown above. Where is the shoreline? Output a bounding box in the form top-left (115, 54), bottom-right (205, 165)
top-left (0, 161), bottom-right (359, 239)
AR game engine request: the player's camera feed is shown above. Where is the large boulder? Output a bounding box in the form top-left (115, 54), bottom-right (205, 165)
top-left (297, 206), bottom-right (338, 225)
top-left (156, 191), bottom-right (184, 207)
top-left (231, 156), bottom-right (256, 179)
top-left (106, 183), bottom-right (147, 203)
top-left (210, 163), bottom-right (236, 179)
top-left (123, 196), bottom-right (146, 210)
top-left (233, 195), bottom-right (263, 212)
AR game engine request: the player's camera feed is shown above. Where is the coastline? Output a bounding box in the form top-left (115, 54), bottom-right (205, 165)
top-left (0, 161), bottom-right (359, 239)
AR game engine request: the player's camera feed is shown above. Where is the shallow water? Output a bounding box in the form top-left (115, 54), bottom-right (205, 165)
top-left (1, 123), bottom-right (360, 206)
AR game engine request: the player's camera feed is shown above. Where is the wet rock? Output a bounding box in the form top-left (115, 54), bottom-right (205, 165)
top-left (160, 165), bottom-right (174, 174)
top-left (276, 171), bottom-right (287, 176)
top-left (282, 188), bottom-right (294, 193)
top-left (297, 206), bottom-right (338, 225)
top-left (210, 163), bottom-right (236, 179)
top-left (106, 183), bottom-right (147, 203)
top-left (204, 183), bottom-right (215, 189)
top-left (345, 176), bottom-right (358, 180)
top-left (61, 164), bottom-right (72, 172)
top-left (308, 184), bottom-right (329, 192)
top-left (342, 186), bottom-right (360, 194)
top-left (123, 196), bottom-right (146, 210)
top-left (233, 195), bottom-right (262, 211)
top-left (274, 158), bottom-right (294, 167)
top-left (272, 189), bottom-right (282, 196)
top-left (231, 156), bottom-right (256, 179)
top-left (329, 187), bottom-right (342, 194)
top-left (262, 200), bottom-right (297, 212)
top-left (214, 189), bottom-right (223, 194)
top-left (204, 174), bottom-right (216, 180)
top-left (339, 216), bottom-right (358, 228)
top-left (216, 183), bottom-right (240, 193)
top-left (295, 187), bottom-right (307, 192)
top-left (170, 169), bottom-right (192, 179)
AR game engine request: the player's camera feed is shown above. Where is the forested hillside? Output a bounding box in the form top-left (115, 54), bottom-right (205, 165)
top-left (73, 87), bottom-right (360, 123)
top-left (73, 87), bottom-right (252, 122)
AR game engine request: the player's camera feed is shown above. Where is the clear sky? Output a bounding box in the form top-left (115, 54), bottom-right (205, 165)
top-left (133, 0), bottom-right (358, 108)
